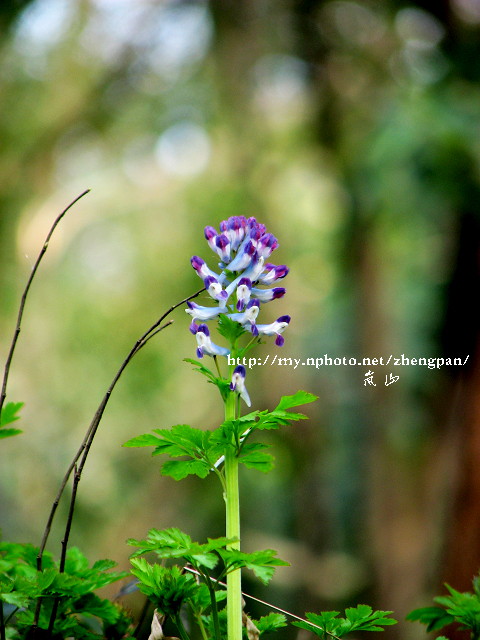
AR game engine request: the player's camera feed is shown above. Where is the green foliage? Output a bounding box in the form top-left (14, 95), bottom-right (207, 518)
top-left (127, 527), bottom-right (235, 569)
top-left (130, 557), bottom-right (199, 617)
top-left (254, 613), bottom-right (288, 634)
top-left (238, 442), bottom-right (275, 473)
top-left (0, 402), bottom-right (23, 440)
top-left (293, 605), bottom-right (397, 638)
top-left (123, 423), bottom-right (224, 481)
top-left (217, 314), bottom-right (247, 344)
top-left (218, 549), bottom-right (289, 585)
top-left (407, 576), bottom-right (480, 638)
top-left (0, 541), bottom-right (133, 639)
top-left (122, 390), bottom-right (317, 484)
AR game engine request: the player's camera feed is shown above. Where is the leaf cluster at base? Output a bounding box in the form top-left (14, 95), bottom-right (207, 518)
top-left (0, 541), bottom-right (133, 639)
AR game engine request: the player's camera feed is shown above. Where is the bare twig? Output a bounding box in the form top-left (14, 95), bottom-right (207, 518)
top-left (36, 289), bottom-right (204, 633)
top-left (0, 190), bottom-right (90, 419)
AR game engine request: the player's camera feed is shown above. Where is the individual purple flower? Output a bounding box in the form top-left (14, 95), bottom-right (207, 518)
top-left (255, 315), bottom-right (291, 346)
top-left (204, 276), bottom-right (228, 305)
top-left (258, 264), bottom-right (289, 285)
top-left (204, 226), bottom-right (218, 252)
top-left (195, 324), bottom-right (230, 358)
top-left (191, 256), bottom-right (224, 282)
top-left (215, 234), bottom-right (231, 263)
top-left (227, 299), bottom-right (260, 335)
top-left (256, 234), bottom-right (278, 260)
top-left (230, 365), bottom-right (251, 407)
top-left (250, 287), bottom-right (285, 303)
top-left (236, 277), bottom-right (252, 311)
top-left (185, 301), bottom-right (224, 322)
top-left (225, 240), bottom-right (256, 272)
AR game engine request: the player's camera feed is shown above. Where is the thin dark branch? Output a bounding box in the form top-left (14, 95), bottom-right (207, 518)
top-left (35, 290), bottom-right (203, 632)
top-left (0, 190), bottom-right (90, 419)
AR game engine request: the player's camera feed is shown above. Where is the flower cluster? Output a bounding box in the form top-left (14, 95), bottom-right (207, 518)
top-left (186, 216), bottom-right (290, 361)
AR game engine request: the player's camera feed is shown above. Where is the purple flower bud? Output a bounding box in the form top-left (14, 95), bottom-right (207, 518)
top-left (258, 264), bottom-right (289, 285)
top-left (197, 323), bottom-right (210, 336)
top-left (204, 226), bottom-right (218, 251)
top-left (257, 233), bottom-right (279, 259)
top-left (215, 233), bottom-right (231, 263)
top-left (191, 256), bottom-right (224, 283)
top-left (189, 321), bottom-right (199, 334)
top-left (230, 364), bottom-right (251, 406)
top-left (250, 286), bottom-right (286, 302)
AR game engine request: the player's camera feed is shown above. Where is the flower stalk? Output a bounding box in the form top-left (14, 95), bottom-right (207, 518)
top-left (224, 388), bottom-right (242, 640)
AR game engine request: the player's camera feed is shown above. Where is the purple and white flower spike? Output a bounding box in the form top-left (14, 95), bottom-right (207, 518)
top-left (230, 365), bottom-right (251, 407)
top-left (187, 216), bottom-right (291, 357)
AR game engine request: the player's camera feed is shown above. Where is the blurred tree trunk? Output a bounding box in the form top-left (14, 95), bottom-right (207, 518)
top-left (439, 207), bottom-right (480, 639)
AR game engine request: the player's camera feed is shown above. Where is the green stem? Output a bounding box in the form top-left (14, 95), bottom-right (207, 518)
top-left (224, 390), bottom-right (242, 640)
top-left (204, 573), bottom-right (222, 640)
top-left (195, 613), bottom-right (209, 640)
top-left (173, 613), bottom-right (191, 640)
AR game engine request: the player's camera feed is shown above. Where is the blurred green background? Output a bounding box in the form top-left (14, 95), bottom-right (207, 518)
top-left (1, 1), bottom-right (480, 638)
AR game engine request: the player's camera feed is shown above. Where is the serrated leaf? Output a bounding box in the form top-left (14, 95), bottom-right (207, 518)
top-left (219, 549), bottom-right (289, 585)
top-left (406, 605), bottom-right (454, 631)
top-left (161, 459), bottom-right (211, 481)
top-left (276, 391), bottom-right (318, 411)
top-left (0, 402), bottom-right (24, 428)
top-left (217, 314), bottom-right (246, 343)
top-left (0, 590), bottom-right (31, 608)
top-left (255, 613), bottom-right (288, 633)
top-left (239, 444), bottom-right (275, 473)
top-left (184, 358), bottom-right (217, 383)
top-left (122, 433), bottom-right (162, 447)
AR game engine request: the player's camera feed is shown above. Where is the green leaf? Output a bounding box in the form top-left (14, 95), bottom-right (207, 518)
top-left (162, 459), bottom-right (211, 481)
top-left (406, 606), bottom-right (454, 632)
top-left (255, 613), bottom-right (288, 633)
top-left (184, 358), bottom-right (218, 383)
top-left (130, 558), bottom-right (199, 617)
top-left (122, 433), bottom-right (163, 447)
top-left (276, 391), bottom-right (318, 411)
top-left (239, 443), bottom-right (275, 473)
top-left (0, 402), bottom-right (24, 428)
top-left (294, 607), bottom-right (396, 637)
top-left (217, 314), bottom-right (246, 343)
top-left (0, 428), bottom-right (22, 440)
top-left (219, 549), bottom-right (289, 585)
top-left (128, 528), bottom-right (234, 570)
